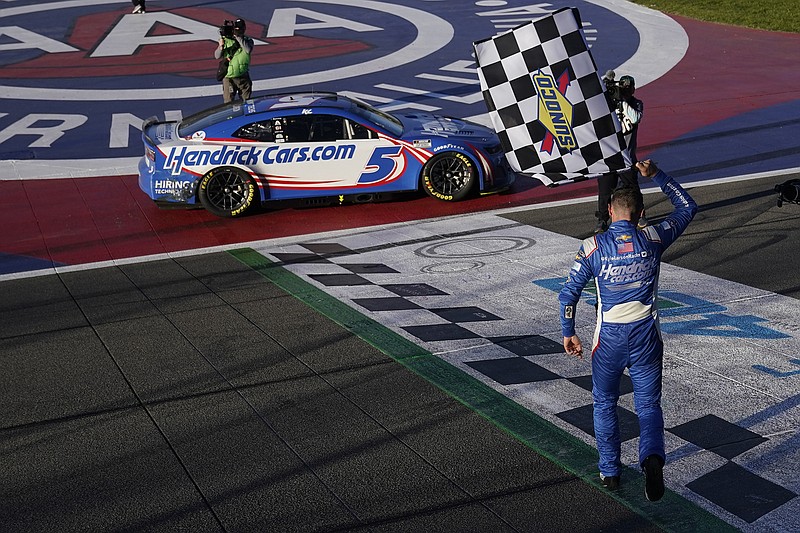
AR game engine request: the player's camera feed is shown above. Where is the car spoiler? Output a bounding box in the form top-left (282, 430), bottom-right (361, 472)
top-left (142, 116), bottom-right (178, 146)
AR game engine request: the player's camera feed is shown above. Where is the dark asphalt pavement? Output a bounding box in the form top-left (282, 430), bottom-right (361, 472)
top-left (1, 250), bottom-right (664, 532)
top-left (505, 172), bottom-right (800, 300)
top-left (4, 172), bottom-right (794, 531)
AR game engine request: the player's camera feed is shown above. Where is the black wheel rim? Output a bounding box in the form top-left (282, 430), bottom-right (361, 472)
top-left (206, 169), bottom-right (249, 212)
top-left (428, 156), bottom-right (471, 195)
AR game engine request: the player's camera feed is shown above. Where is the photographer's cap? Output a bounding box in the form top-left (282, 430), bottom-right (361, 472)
top-left (619, 75), bottom-right (635, 88)
top-left (234, 19), bottom-right (246, 31)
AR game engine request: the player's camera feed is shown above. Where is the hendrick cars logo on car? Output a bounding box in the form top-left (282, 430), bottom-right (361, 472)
top-left (263, 144), bottom-right (357, 164)
top-left (164, 144), bottom-right (358, 175)
top-left (164, 145), bottom-right (261, 175)
top-left (140, 92), bottom-right (514, 217)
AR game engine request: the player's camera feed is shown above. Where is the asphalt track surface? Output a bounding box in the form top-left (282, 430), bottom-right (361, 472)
top-left (2, 173), bottom-right (797, 532)
top-left (2, 1), bottom-right (800, 532)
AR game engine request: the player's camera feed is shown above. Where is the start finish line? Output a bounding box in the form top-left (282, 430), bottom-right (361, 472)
top-left (250, 211), bottom-right (799, 530)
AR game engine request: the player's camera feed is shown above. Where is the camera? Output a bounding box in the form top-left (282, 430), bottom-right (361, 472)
top-left (219, 19), bottom-right (245, 39)
top-left (602, 70), bottom-right (634, 106)
top-left (604, 79), bottom-right (622, 104)
top-left (775, 179), bottom-right (800, 207)
top-left (219, 20), bottom-right (234, 38)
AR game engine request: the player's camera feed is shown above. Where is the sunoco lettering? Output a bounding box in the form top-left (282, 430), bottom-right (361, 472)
top-left (532, 72), bottom-right (576, 151)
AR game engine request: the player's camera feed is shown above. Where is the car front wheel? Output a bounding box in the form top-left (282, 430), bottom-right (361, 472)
top-left (198, 166), bottom-right (256, 217)
top-left (421, 152), bottom-right (476, 201)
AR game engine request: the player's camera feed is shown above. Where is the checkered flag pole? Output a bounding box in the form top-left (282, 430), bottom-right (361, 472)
top-left (474, 7), bottom-right (631, 187)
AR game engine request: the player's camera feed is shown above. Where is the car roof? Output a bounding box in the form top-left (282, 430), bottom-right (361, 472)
top-left (247, 92), bottom-right (352, 116)
top-left (176, 92), bottom-right (385, 139)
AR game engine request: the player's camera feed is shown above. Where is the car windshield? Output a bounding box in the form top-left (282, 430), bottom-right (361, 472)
top-left (177, 102), bottom-right (246, 138)
top-left (347, 96), bottom-right (404, 137)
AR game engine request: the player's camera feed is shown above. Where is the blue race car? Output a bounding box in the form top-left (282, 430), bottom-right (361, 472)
top-left (138, 92), bottom-right (514, 217)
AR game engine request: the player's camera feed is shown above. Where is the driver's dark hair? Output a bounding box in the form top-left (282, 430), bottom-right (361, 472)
top-left (610, 186), bottom-right (643, 216)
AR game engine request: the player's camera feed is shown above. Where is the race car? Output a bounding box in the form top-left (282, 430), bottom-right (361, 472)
top-left (138, 92), bottom-right (514, 217)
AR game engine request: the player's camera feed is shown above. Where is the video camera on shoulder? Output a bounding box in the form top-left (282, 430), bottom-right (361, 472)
top-left (602, 71), bottom-right (635, 105)
top-left (219, 18), bottom-right (246, 39)
top-left (219, 20), bottom-right (235, 38)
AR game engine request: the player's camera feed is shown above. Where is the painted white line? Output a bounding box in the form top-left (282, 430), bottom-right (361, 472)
top-left (0, 157), bottom-right (140, 180)
top-left (2, 166), bottom-right (797, 283)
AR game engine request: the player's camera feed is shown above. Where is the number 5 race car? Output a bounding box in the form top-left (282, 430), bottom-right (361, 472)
top-left (138, 92), bottom-right (514, 217)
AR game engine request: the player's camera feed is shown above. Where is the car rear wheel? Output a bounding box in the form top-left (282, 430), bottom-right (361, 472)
top-left (421, 152), bottom-right (476, 201)
top-left (198, 166), bottom-right (256, 217)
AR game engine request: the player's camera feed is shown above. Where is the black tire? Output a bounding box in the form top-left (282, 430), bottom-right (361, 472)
top-left (198, 166), bottom-right (256, 217)
top-left (421, 152), bottom-right (476, 201)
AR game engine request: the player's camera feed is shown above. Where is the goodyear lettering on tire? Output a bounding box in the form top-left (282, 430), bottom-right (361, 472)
top-left (423, 152), bottom-right (472, 202)
top-left (423, 175), bottom-right (454, 201)
top-left (231, 182), bottom-right (255, 217)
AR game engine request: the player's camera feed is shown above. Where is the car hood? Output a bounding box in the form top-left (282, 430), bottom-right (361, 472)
top-left (396, 113), bottom-right (497, 143)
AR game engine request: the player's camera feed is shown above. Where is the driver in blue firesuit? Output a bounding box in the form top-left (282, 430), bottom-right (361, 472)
top-left (558, 160), bottom-right (697, 501)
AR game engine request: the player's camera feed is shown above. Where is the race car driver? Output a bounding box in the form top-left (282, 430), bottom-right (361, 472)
top-left (558, 160), bottom-right (698, 501)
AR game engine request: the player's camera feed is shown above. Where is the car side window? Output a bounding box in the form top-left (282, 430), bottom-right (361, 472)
top-left (270, 115), bottom-right (376, 143)
top-left (278, 116), bottom-right (313, 143)
top-left (349, 120), bottom-right (376, 139)
top-left (309, 115), bottom-right (346, 142)
top-left (233, 121), bottom-right (274, 142)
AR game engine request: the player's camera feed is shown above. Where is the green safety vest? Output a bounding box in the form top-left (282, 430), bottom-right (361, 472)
top-left (223, 37), bottom-right (251, 79)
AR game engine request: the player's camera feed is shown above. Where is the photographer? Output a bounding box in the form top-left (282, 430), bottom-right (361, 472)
top-left (214, 19), bottom-right (254, 103)
top-left (595, 73), bottom-right (645, 233)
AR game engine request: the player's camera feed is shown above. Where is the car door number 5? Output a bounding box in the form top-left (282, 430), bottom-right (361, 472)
top-left (358, 146), bottom-right (403, 184)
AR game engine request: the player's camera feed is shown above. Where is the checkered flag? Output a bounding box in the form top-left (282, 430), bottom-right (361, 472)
top-left (474, 7), bottom-right (631, 187)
